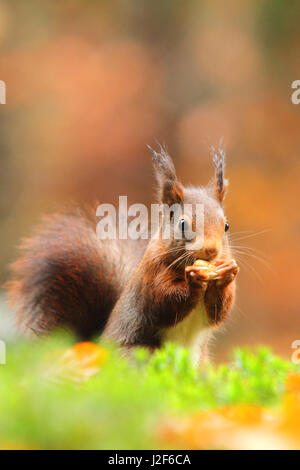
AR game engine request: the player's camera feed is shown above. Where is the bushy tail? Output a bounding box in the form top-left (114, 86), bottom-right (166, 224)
top-left (6, 209), bottom-right (125, 339)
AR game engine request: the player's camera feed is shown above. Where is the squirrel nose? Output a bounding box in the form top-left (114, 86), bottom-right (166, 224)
top-left (203, 246), bottom-right (218, 260)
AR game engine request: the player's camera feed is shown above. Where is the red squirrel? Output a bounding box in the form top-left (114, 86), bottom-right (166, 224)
top-left (6, 145), bottom-right (238, 363)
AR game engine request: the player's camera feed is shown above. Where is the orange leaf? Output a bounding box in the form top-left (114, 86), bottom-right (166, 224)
top-left (47, 342), bottom-right (107, 383)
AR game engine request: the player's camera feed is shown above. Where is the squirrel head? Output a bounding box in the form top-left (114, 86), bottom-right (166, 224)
top-left (150, 144), bottom-right (229, 265)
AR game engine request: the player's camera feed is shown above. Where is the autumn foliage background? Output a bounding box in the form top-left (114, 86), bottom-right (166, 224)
top-left (0, 0), bottom-right (299, 360)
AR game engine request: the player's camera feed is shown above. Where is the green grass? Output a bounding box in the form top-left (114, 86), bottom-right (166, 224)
top-left (0, 335), bottom-right (298, 449)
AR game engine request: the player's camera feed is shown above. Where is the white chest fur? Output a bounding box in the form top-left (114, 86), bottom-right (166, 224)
top-left (162, 301), bottom-right (211, 365)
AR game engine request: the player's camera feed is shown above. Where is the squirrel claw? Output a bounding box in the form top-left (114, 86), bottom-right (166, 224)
top-left (214, 259), bottom-right (239, 285)
top-left (185, 265), bottom-right (209, 284)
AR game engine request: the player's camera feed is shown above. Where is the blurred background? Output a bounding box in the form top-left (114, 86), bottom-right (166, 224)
top-left (0, 0), bottom-right (299, 361)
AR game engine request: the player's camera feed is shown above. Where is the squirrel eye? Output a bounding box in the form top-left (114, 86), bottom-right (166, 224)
top-left (177, 218), bottom-right (194, 241)
top-left (179, 219), bottom-right (187, 232)
top-left (225, 222), bottom-right (229, 232)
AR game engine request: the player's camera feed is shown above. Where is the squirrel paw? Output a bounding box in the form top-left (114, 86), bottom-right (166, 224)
top-left (185, 265), bottom-right (209, 286)
top-left (214, 259), bottom-right (239, 286)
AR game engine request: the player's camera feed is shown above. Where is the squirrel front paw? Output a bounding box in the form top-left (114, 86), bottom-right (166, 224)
top-left (214, 259), bottom-right (239, 286)
top-left (185, 265), bottom-right (210, 287)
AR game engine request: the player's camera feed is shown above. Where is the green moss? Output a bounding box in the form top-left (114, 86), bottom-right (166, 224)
top-left (0, 336), bottom-right (298, 449)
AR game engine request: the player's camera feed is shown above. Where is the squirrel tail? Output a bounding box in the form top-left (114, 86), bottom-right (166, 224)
top-left (5, 209), bottom-right (127, 339)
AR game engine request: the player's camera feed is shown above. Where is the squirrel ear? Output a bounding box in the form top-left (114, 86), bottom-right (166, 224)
top-left (211, 143), bottom-right (228, 202)
top-left (148, 144), bottom-right (184, 205)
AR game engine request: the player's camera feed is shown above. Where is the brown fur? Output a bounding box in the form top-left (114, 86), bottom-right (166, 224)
top-left (7, 209), bottom-right (146, 339)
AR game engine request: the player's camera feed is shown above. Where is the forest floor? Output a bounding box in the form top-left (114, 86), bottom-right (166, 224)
top-left (0, 334), bottom-right (300, 450)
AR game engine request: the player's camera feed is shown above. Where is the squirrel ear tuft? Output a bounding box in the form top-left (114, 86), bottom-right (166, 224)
top-left (211, 143), bottom-right (228, 202)
top-left (148, 144), bottom-right (184, 205)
